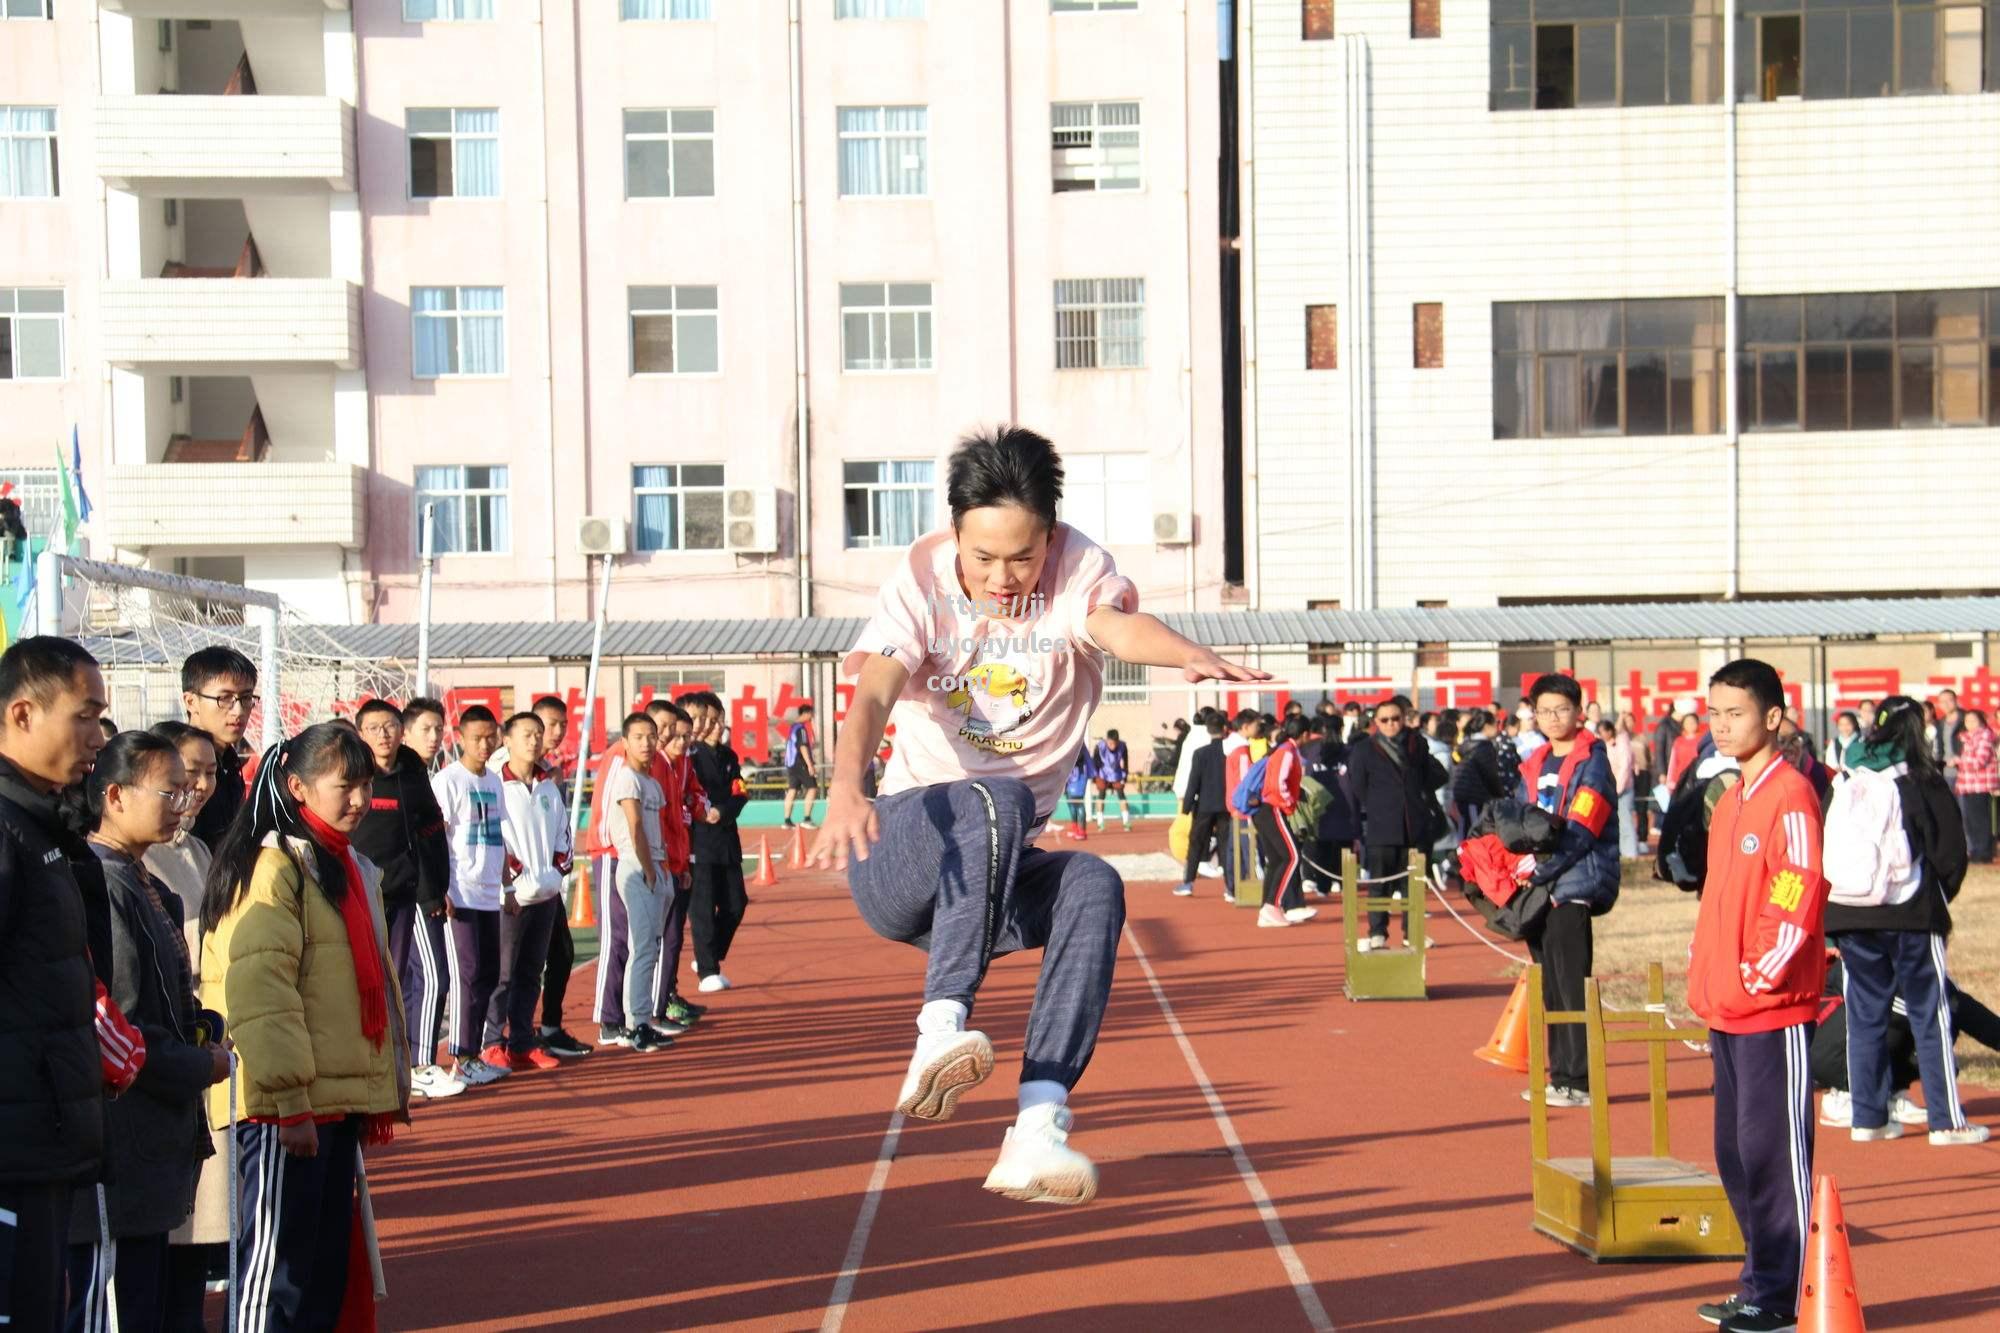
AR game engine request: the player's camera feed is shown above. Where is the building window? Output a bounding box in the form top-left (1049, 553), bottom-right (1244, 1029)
top-left (621, 0), bottom-right (712, 17)
top-left (843, 460), bottom-right (936, 548)
top-left (629, 286), bottom-right (720, 375)
top-left (0, 288), bottom-right (64, 381)
top-left (1490, 1), bottom-right (1724, 110)
top-left (1104, 658), bottom-right (1148, 704)
top-left (1307, 598), bottom-right (1342, 667)
top-left (1055, 278), bottom-right (1146, 369)
top-left (415, 465), bottom-right (509, 554)
top-left (633, 464), bottom-right (726, 552)
top-left (840, 283), bottom-right (933, 372)
top-left (0, 468), bottom-right (60, 539)
top-left (408, 109), bottom-right (499, 199)
top-left (624, 109), bottom-right (715, 199)
top-left (1060, 453), bottom-right (1151, 546)
top-left (1306, 304), bottom-right (1338, 370)
top-left (404, 0), bottom-right (495, 20)
top-left (1742, 1), bottom-right (1990, 101)
top-left (837, 106), bottom-right (928, 196)
top-left (1414, 302), bottom-right (1444, 370)
top-left (0, 2), bottom-right (54, 19)
top-left (635, 667), bottom-right (727, 696)
top-left (1051, 101), bottom-right (1141, 192)
top-left (1739, 289), bottom-right (2000, 433)
top-left (1493, 298), bottom-right (1726, 440)
top-left (411, 287), bottom-right (505, 378)
top-left (1055, 1), bottom-right (1139, 11)
top-left (1416, 600), bottom-right (1449, 668)
top-left (838, 0), bottom-right (926, 16)
top-left (1304, 0), bottom-right (1335, 40)
top-left (0, 107), bottom-right (57, 198)
top-left (1413, 0), bottom-right (1440, 39)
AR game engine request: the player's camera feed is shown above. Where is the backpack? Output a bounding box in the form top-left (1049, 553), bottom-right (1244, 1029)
top-left (1229, 754), bottom-right (1271, 817)
top-left (1654, 760), bottom-right (1738, 893)
top-left (1824, 765), bottom-right (1921, 908)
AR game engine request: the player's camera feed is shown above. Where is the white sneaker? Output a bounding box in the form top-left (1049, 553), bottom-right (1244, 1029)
top-left (982, 1104), bottom-right (1099, 1205)
top-left (1172, 884), bottom-right (1193, 897)
top-left (1369, 933), bottom-right (1389, 951)
top-left (1891, 1092), bottom-right (1931, 1127)
top-left (412, 1065), bottom-right (467, 1100)
top-left (1256, 905), bottom-right (1292, 928)
top-left (1522, 1084), bottom-right (1590, 1108)
top-left (1819, 1089), bottom-right (1852, 1128)
top-left (1851, 1122), bottom-right (1904, 1141)
top-left (1222, 890), bottom-right (1236, 904)
top-left (1283, 906), bottom-right (1318, 923)
top-left (698, 973), bottom-right (731, 993)
top-left (895, 1029), bottom-right (993, 1121)
top-left (1929, 1124), bottom-right (1991, 1146)
top-left (1197, 864), bottom-right (1224, 879)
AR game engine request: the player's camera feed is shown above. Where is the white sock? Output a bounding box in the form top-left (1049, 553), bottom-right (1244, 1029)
top-left (917, 999), bottom-right (968, 1036)
top-left (1018, 1080), bottom-right (1068, 1115)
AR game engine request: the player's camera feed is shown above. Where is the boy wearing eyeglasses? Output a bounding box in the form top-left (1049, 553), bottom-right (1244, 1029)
top-left (180, 646), bottom-right (258, 849)
top-left (1517, 673), bottom-right (1622, 1108)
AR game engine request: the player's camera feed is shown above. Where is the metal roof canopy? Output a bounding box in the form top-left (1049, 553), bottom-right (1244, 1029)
top-left (306, 597), bottom-right (2000, 665)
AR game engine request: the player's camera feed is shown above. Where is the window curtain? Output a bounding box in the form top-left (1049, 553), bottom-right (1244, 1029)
top-left (458, 288), bottom-right (505, 374)
top-left (412, 288), bottom-right (455, 378)
top-left (839, 108), bottom-right (882, 194)
top-left (454, 110), bottom-right (499, 196)
top-left (874, 461), bottom-right (935, 545)
top-left (3, 107), bottom-right (55, 197)
top-left (623, 0), bottom-right (710, 18)
top-left (634, 465), bottom-right (677, 550)
top-left (885, 107), bottom-right (927, 194)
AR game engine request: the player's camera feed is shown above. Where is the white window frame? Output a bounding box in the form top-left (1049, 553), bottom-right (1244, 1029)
top-left (1104, 658), bottom-right (1149, 704)
top-left (837, 0), bottom-right (927, 17)
top-left (0, 106), bottom-right (58, 199)
top-left (403, 0), bottom-right (495, 21)
top-left (0, 468), bottom-right (60, 538)
top-left (840, 282), bottom-right (934, 372)
top-left (0, 288), bottom-right (65, 382)
top-left (0, 1), bottom-right (55, 20)
top-left (1052, 100), bottom-right (1141, 192)
top-left (629, 286), bottom-right (721, 376)
top-left (837, 106), bottom-right (929, 197)
top-left (1059, 452), bottom-right (1151, 546)
top-left (623, 109), bottom-right (715, 199)
top-left (406, 108), bottom-right (500, 200)
top-left (410, 287), bottom-right (506, 380)
top-left (1054, 1), bottom-right (1139, 12)
top-left (843, 460), bottom-right (937, 549)
top-left (413, 465), bottom-right (510, 555)
top-left (620, 0), bottom-right (714, 17)
top-left (1054, 277), bottom-right (1146, 369)
top-left (632, 464), bottom-right (728, 553)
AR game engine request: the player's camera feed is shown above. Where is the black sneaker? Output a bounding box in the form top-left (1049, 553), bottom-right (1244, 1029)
top-left (668, 994), bottom-right (709, 1018)
top-left (1719, 1306), bottom-right (1795, 1333)
top-left (541, 1028), bottom-right (592, 1059)
top-left (628, 1025), bottom-right (675, 1053)
top-left (783, 818), bottom-right (796, 828)
top-left (1697, 1295), bottom-right (1747, 1326)
top-left (664, 997), bottom-right (703, 1026)
top-left (598, 1023), bottom-right (633, 1049)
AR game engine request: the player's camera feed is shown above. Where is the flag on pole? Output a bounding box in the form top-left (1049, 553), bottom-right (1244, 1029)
top-left (71, 425), bottom-right (93, 523)
top-left (57, 443), bottom-right (80, 553)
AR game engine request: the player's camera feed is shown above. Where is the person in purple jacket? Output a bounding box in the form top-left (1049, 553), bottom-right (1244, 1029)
top-left (1090, 730), bottom-right (1133, 832)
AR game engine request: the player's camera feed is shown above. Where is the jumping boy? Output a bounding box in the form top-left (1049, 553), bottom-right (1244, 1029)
top-left (781, 702), bottom-right (819, 829)
top-left (1688, 659), bottom-right (1828, 1333)
top-left (182, 646), bottom-right (257, 847)
top-left (431, 705), bottom-right (510, 1086)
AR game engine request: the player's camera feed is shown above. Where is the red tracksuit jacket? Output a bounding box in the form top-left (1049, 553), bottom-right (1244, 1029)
top-left (1261, 738), bottom-right (1302, 815)
top-left (1688, 753), bottom-right (1829, 1035)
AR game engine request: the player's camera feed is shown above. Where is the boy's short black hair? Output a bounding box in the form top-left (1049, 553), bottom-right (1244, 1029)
top-left (797, 702), bottom-right (815, 716)
top-left (181, 646), bottom-right (256, 695)
top-left (658, 701), bottom-right (691, 725)
top-left (1205, 716), bottom-right (1227, 736)
top-left (402, 696), bottom-right (446, 725)
top-left (622, 711), bottom-right (656, 736)
top-left (149, 719), bottom-right (214, 752)
top-left (1709, 658), bottom-right (1786, 716)
top-left (457, 705), bottom-right (498, 729)
top-left (0, 636), bottom-right (99, 708)
top-left (1106, 728), bottom-right (1119, 741)
top-left (504, 711), bottom-right (543, 734)
top-left (355, 698), bottom-right (400, 726)
top-left (1343, 701), bottom-right (1361, 714)
top-left (1528, 673), bottom-right (1583, 708)
top-left (645, 698), bottom-right (676, 717)
top-left (1232, 708), bottom-right (1259, 729)
top-left (1284, 716), bottom-right (1309, 741)
top-left (683, 691), bottom-right (723, 715)
top-left (531, 695), bottom-right (567, 716)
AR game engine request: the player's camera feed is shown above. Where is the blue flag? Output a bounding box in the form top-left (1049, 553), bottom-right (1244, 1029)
top-left (71, 426), bottom-right (92, 522)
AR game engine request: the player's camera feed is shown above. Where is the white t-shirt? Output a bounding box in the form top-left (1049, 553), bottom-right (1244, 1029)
top-left (603, 762), bottom-right (665, 884)
top-left (431, 763), bottom-right (507, 911)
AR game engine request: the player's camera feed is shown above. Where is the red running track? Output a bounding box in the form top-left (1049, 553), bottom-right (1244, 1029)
top-left (366, 828), bottom-right (2000, 1330)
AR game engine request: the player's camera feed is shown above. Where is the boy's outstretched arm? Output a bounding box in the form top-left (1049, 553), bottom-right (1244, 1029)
top-left (1085, 607), bottom-right (1272, 684)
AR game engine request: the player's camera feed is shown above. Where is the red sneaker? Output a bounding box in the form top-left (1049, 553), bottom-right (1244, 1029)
top-left (480, 1043), bottom-right (510, 1068)
top-left (511, 1048), bottom-right (561, 1072)
top-left (1064, 828), bottom-right (1087, 841)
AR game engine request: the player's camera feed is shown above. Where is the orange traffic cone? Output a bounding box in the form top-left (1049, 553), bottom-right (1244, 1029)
top-left (789, 822), bottom-right (810, 868)
top-left (1799, 1175), bottom-right (1866, 1332)
top-left (568, 860), bottom-right (596, 929)
top-left (1475, 973), bottom-right (1532, 1073)
top-left (753, 836), bottom-right (779, 888)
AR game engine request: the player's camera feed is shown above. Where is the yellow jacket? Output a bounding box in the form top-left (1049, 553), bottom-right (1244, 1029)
top-left (200, 836), bottom-right (411, 1128)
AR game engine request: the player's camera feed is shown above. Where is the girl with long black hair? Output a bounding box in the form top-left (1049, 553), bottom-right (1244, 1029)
top-left (198, 723), bottom-right (411, 1331)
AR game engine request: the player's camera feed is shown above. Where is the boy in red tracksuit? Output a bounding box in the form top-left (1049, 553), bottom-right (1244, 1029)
top-left (1249, 722), bottom-right (1309, 929)
top-left (1687, 659), bottom-right (1829, 1333)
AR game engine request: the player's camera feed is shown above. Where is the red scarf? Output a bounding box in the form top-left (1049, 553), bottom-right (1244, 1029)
top-left (298, 807), bottom-right (390, 1049)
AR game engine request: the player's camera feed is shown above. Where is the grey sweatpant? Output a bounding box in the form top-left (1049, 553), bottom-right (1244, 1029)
top-left (847, 777), bottom-right (1125, 1089)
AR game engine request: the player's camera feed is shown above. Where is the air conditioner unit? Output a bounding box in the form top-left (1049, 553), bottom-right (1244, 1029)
top-left (723, 487), bottom-right (778, 554)
top-left (576, 515), bottom-right (627, 556)
top-left (1153, 509), bottom-right (1193, 546)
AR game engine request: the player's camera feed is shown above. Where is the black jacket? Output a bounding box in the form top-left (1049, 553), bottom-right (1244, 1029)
top-left (352, 746), bottom-right (451, 912)
top-left (1824, 768), bottom-right (1968, 938)
top-left (190, 740), bottom-right (246, 850)
top-left (1451, 738), bottom-right (1512, 805)
top-left (1347, 732), bottom-right (1448, 851)
top-left (1181, 741), bottom-right (1227, 817)
top-left (0, 755), bottom-right (109, 1187)
top-left (69, 848), bottom-right (214, 1241)
top-left (690, 741), bottom-right (746, 863)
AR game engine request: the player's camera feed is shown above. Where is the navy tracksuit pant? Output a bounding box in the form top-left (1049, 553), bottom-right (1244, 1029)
top-left (1710, 1025), bottom-right (1815, 1318)
top-left (233, 1119), bottom-right (361, 1333)
top-left (1838, 928), bottom-right (1969, 1132)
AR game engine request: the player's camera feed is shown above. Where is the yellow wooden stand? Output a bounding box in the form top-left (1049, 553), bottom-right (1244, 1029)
top-left (1527, 962), bottom-right (1744, 1262)
top-left (1227, 814), bottom-right (1263, 909)
top-left (1340, 850), bottom-right (1427, 1000)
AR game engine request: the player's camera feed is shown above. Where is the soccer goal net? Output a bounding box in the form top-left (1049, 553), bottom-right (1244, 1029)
top-left (44, 555), bottom-right (413, 748)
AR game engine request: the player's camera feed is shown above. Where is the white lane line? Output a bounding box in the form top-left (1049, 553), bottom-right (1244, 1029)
top-left (821, 1112), bottom-right (905, 1333)
top-left (1124, 924), bottom-right (1337, 1333)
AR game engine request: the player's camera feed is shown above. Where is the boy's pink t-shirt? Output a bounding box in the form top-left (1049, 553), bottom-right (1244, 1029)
top-left (841, 523), bottom-right (1139, 824)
